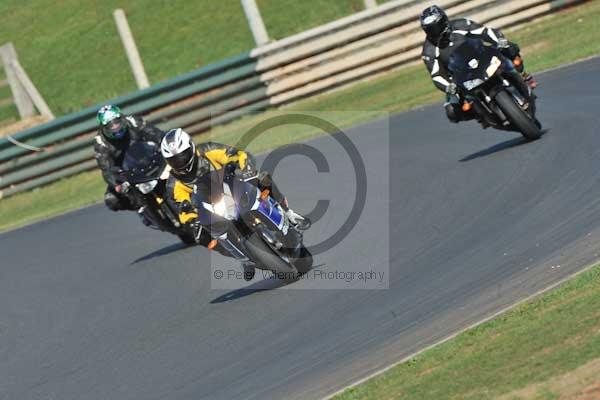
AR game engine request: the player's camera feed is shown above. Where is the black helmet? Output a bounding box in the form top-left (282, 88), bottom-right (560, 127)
top-left (97, 104), bottom-right (128, 141)
top-left (420, 5), bottom-right (449, 40)
top-left (161, 128), bottom-right (209, 184)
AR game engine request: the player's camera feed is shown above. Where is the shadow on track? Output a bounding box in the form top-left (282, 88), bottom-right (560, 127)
top-left (210, 278), bottom-right (289, 304)
top-left (460, 129), bottom-right (549, 162)
top-left (131, 242), bottom-right (192, 265)
top-left (210, 264), bottom-right (326, 303)
top-left (460, 136), bottom-right (528, 162)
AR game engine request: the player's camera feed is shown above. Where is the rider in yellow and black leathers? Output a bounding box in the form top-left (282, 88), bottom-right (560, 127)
top-left (161, 128), bottom-right (310, 280)
top-left (164, 141), bottom-right (249, 250)
top-left (167, 141), bottom-right (250, 223)
top-left (161, 130), bottom-right (310, 251)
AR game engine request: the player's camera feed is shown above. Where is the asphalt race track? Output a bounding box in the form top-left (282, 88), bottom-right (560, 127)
top-left (2, 57), bottom-right (600, 400)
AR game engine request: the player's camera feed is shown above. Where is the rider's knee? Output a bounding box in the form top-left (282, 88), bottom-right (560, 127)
top-left (257, 170), bottom-right (272, 186)
top-left (104, 190), bottom-right (125, 211)
top-left (501, 45), bottom-right (524, 73)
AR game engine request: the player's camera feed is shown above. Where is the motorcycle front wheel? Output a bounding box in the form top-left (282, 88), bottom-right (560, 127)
top-left (494, 90), bottom-right (542, 141)
top-left (293, 246), bottom-right (313, 274)
top-left (245, 233), bottom-right (298, 279)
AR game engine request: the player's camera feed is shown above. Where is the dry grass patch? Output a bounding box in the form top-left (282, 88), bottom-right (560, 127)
top-left (0, 115), bottom-right (50, 137)
top-left (498, 358), bottom-right (600, 400)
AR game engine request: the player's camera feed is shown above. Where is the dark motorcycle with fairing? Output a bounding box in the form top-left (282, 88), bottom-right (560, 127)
top-left (448, 38), bottom-right (542, 140)
top-left (122, 141), bottom-right (196, 244)
top-left (191, 167), bottom-right (313, 278)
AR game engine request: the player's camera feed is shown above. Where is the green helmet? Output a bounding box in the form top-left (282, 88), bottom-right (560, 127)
top-left (97, 104), bottom-right (128, 140)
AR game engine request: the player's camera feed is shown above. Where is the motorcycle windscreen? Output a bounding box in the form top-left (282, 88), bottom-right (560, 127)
top-left (191, 169), bottom-right (228, 227)
top-left (227, 175), bottom-right (283, 228)
top-left (122, 141), bottom-right (165, 183)
top-left (193, 169), bottom-right (225, 204)
top-left (448, 39), bottom-right (498, 85)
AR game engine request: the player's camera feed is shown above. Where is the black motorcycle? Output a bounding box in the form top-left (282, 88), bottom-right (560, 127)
top-left (191, 168), bottom-right (313, 278)
top-left (448, 38), bottom-right (542, 140)
top-left (122, 141), bottom-right (196, 244)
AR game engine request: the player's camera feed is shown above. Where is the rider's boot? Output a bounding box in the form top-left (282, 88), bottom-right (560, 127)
top-left (242, 261), bottom-right (256, 281)
top-left (137, 207), bottom-right (153, 227)
top-left (522, 72), bottom-right (537, 89)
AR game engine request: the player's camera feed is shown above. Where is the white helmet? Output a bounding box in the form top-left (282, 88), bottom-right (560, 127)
top-left (161, 128), bottom-right (197, 180)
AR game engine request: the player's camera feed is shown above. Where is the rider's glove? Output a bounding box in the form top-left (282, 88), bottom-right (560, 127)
top-left (115, 181), bottom-right (131, 194)
top-left (496, 37), bottom-right (510, 49)
top-left (117, 181), bottom-right (131, 194)
top-left (445, 82), bottom-right (458, 96)
top-left (237, 164), bottom-right (258, 181)
top-left (179, 200), bottom-right (195, 214)
top-left (502, 43), bottom-right (521, 61)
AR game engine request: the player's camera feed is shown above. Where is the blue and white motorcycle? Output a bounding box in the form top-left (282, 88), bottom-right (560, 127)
top-left (191, 168), bottom-right (313, 277)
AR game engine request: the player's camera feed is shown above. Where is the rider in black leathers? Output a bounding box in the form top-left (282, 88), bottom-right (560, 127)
top-left (420, 5), bottom-right (536, 123)
top-left (93, 105), bottom-right (165, 211)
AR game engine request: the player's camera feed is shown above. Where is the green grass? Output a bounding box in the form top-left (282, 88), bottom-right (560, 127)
top-left (0, 108), bottom-right (18, 127)
top-left (0, 69), bottom-right (18, 126)
top-left (0, 170), bottom-right (104, 232)
top-left (0, 0), bottom-right (360, 119)
top-left (0, 0), bottom-right (253, 116)
top-left (0, 103), bottom-right (18, 127)
top-left (333, 265), bottom-right (600, 400)
top-left (1, 1), bottom-right (600, 232)
top-left (257, 0), bottom-right (365, 40)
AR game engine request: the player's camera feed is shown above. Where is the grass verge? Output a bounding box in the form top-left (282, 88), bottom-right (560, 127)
top-left (0, 0), bottom-right (366, 119)
top-left (1, 1), bottom-right (600, 232)
top-left (0, 171), bottom-right (103, 233)
top-left (333, 265), bottom-right (600, 400)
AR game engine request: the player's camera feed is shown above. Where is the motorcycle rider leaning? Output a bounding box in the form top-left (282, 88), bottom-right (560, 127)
top-left (94, 104), bottom-right (165, 212)
top-left (160, 128), bottom-right (311, 281)
top-left (420, 5), bottom-right (536, 124)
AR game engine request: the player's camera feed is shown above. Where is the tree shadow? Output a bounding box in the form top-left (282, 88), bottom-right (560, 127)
top-left (210, 263), bottom-right (326, 304)
top-left (130, 242), bottom-right (192, 265)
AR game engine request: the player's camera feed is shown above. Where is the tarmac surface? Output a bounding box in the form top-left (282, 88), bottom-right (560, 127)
top-left (1, 57), bottom-right (600, 400)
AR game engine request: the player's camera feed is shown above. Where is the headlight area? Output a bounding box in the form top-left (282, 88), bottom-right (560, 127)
top-left (213, 197), bottom-right (227, 217)
top-left (486, 56), bottom-right (502, 77)
top-left (136, 180), bottom-right (158, 194)
top-left (203, 196), bottom-right (237, 219)
top-left (463, 78), bottom-right (485, 91)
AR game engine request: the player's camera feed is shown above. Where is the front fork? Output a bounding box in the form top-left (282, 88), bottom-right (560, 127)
top-left (213, 227), bottom-right (249, 261)
top-left (139, 194), bottom-right (181, 233)
top-left (470, 72), bottom-right (534, 126)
